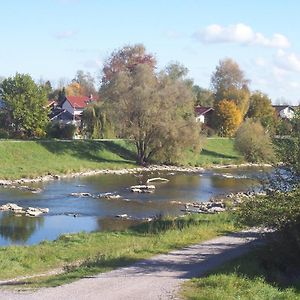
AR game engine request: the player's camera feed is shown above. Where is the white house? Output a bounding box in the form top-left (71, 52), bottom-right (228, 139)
top-left (61, 95), bottom-right (93, 117)
top-left (273, 105), bottom-right (297, 119)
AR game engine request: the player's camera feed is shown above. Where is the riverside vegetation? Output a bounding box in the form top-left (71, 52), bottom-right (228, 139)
top-left (0, 213), bottom-right (236, 287)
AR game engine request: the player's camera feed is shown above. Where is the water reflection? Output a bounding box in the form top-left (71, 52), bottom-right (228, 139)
top-left (0, 212), bottom-right (44, 244)
top-left (0, 167), bottom-right (269, 246)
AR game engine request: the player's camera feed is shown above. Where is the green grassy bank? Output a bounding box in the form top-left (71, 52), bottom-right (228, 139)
top-left (0, 213), bottom-right (236, 287)
top-left (0, 138), bottom-right (242, 180)
top-left (181, 248), bottom-right (300, 300)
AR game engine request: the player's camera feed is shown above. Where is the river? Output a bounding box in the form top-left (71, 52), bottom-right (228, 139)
top-left (0, 167), bottom-right (268, 246)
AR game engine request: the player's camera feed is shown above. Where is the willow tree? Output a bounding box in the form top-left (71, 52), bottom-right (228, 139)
top-left (101, 47), bottom-right (200, 165)
top-left (82, 102), bottom-right (113, 139)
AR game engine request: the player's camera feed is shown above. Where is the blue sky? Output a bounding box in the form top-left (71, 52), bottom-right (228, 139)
top-left (1, 0), bottom-right (300, 104)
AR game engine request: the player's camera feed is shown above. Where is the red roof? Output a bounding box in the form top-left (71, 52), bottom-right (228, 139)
top-left (66, 96), bottom-right (91, 109)
top-left (195, 106), bottom-right (214, 115)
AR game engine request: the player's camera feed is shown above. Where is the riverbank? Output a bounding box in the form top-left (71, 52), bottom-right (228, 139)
top-left (0, 138), bottom-right (244, 181)
top-left (0, 213), bottom-right (237, 285)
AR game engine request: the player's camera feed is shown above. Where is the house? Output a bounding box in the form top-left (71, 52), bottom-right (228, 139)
top-left (195, 106), bottom-right (214, 124)
top-left (61, 95), bottom-right (94, 118)
top-left (272, 105), bottom-right (297, 119)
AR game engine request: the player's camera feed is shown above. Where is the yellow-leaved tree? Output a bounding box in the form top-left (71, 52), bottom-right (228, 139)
top-left (214, 100), bottom-right (242, 137)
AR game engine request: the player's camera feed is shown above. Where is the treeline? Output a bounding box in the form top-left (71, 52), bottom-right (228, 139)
top-left (0, 44), bottom-right (298, 164)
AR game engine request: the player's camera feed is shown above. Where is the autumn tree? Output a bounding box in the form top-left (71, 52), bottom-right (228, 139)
top-left (247, 91), bottom-right (276, 132)
top-left (101, 46), bottom-right (200, 165)
top-left (0, 73), bottom-right (49, 137)
top-left (213, 100), bottom-right (242, 137)
top-left (101, 44), bottom-right (156, 86)
top-left (73, 70), bottom-right (96, 96)
top-left (211, 58), bottom-right (250, 116)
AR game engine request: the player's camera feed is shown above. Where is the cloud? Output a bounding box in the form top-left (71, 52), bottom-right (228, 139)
top-left (54, 30), bottom-right (77, 39)
top-left (275, 49), bottom-right (300, 72)
top-left (194, 23), bottom-right (290, 48)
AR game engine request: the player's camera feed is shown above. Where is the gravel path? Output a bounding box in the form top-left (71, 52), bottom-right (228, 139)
top-left (0, 230), bottom-right (262, 300)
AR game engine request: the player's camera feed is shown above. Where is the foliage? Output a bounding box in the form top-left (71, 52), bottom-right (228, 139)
top-left (101, 44), bottom-right (156, 85)
top-left (192, 85), bottom-right (214, 106)
top-left (82, 102), bottom-right (114, 139)
top-left (276, 108), bottom-right (300, 176)
top-left (247, 91), bottom-right (276, 132)
top-left (211, 58), bottom-right (250, 116)
top-left (46, 123), bottom-right (77, 139)
top-left (213, 100), bottom-right (242, 137)
top-left (0, 73), bottom-right (49, 137)
top-left (0, 128), bottom-right (9, 139)
top-left (236, 188), bottom-right (300, 269)
top-left (101, 46), bottom-right (200, 165)
top-left (235, 119), bottom-right (274, 162)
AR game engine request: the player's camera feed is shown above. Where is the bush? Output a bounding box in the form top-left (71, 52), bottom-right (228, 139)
top-left (235, 188), bottom-right (300, 271)
top-left (47, 123), bottom-right (77, 139)
top-left (0, 128), bottom-right (9, 139)
top-left (235, 119), bottom-right (274, 162)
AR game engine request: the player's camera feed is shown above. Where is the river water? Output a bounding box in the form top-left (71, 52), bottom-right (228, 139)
top-left (0, 167), bottom-right (267, 246)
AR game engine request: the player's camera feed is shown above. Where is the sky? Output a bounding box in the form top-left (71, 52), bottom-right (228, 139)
top-left (1, 0), bottom-right (300, 104)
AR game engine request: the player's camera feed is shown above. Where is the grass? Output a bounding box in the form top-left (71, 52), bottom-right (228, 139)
top-left (0, 213), bottom-right (237, 287)
top-left (181, 247), bottom-right (300, 300)
top-left (0, 139), bottom-right (137, 180)
top-left (196, 137), bottom-right (243, 166)
top-left (0, 138), bottom-right (243, 180)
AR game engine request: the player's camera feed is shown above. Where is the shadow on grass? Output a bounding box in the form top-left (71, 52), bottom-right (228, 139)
top-left (200, 149), bottom-right (239, 160)
top-left (207, 247), bottom-right (300, 292)
top-left (37, 140), bottom-right (137, 165)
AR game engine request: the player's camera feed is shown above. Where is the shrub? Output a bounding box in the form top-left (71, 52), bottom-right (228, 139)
top-left (0, 128), bottom-right (9, 139)
top-left (235, 119), bottom-right (274, 162)
top-left (47, 123), bottom-right (77, 139)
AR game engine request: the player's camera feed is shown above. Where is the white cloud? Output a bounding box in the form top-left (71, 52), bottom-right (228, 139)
top-left (275, 50), bottom-right (300, 72)
top-left (54, 30), bottom-right (77, 39)
top-left (194, 23), bottom-right (290, 48)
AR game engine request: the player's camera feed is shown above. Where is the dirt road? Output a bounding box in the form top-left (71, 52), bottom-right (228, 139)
top-left (0, 230), bottom-right (261, 300)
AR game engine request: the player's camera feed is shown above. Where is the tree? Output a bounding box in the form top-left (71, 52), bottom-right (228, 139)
top-left (101, 47), bottom-right (200, 165)
top-left (276, 108), bottom-right (300, 177)
top-left (82, 102), bottom-right (114, 139)
top-left (211, 58), bottom-right (250, 116)
top-left (192, 85), bottom-right (214, 106)
top-left (101, 44), bottom-right (156, 85)
top-left (213, 100), bottom-right (242, 137)
top-left (247, 91), bottom-right (276, 132)
top-left (0, 73), bottom-right (49, 137)
top-left (73, 70), bottom-right (96, 96)
top-left (235, 119), bottom-right (274, 162)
